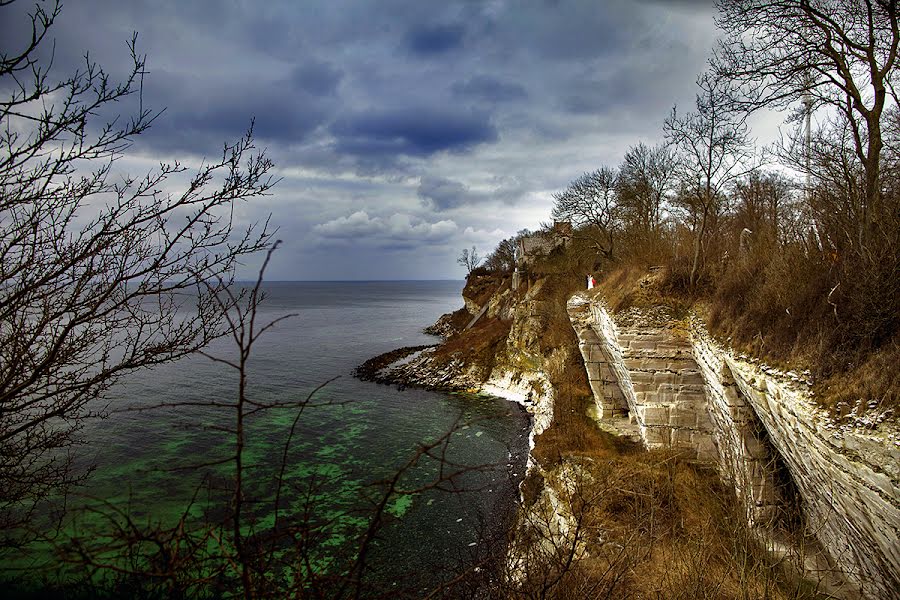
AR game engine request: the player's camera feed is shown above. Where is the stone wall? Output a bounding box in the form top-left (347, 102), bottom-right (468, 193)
top-left (692, 329), bottom-right (784, 525)
top-left (572, 294), bottom-right (900, 599)
top-left (577, 297), bottom-right (717, 460)
top-left (718, 343), bottom-right (900, 599)
top-left (568, 297), bottom-right (628, 419)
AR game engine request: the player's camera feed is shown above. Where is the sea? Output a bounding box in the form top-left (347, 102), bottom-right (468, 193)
top-left (14, 281), bottom-right (531, 595)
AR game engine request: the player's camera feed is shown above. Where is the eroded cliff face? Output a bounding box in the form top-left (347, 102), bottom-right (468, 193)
top-left (575, 294), bottom-right (900, 599)
top-left (368, 271), bottom-right (898, 597)
top-left (376, 274), bottom-right (556, 440)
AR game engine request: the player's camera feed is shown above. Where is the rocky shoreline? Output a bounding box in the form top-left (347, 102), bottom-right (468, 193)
top-left (354, 344), bottom-right (485, 392)
top-left (352, 344), bottom-right (436, 385)
top-left (353, 311), bottom-right (555, 455)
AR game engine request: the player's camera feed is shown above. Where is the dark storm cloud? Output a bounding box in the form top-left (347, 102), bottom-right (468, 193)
top-left (405, 23), bottom-right (466, 55)
top-left (289, 61), bottom-right (343, 96)
top-left (131, 71), bottom-right (332, 154)
top-left (451, 76), bottom-right (528, 103)
top-left (417, 176), bottom-right (480, 210)
top-left (10, 0), bottom-right (721, 279)
top-left (331, 108), bottom-right (498, 159)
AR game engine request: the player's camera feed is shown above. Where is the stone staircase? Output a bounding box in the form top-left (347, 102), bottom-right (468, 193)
top-left (617, 327), bottom-right (717, 459)
top-left (567, 294), bottom-right (716, 461)
top-left (567, 292), bottom-right (900, 598)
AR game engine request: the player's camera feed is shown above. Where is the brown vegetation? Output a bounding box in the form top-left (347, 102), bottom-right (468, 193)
top-left (463, 232), bottom-right (829, 599)
top-left (431, 317), bottom-right (512, 378)
top-left (462, 270), bottom-right (507, 311)
top-left (514, 439), bottom-right (820, 599)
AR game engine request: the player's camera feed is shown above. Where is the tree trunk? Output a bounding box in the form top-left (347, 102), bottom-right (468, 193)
top-left (690, 207), bottom-right (709, 290)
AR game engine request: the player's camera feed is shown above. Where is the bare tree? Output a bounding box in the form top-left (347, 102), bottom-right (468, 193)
top-left (551, 168), bottom-right (620, 261)
top-left (732, 170), bottom-right (797, 245)
top-left (712, 0), bottom-right (900, 249)
top-left (665, 73), bottom-right (755, 288)
top-left (484, 237), bottom-right (518, 274)
top-left (616, 143), bottom-right (676, 237)
top-left (0, 0), bottom-right (274, 537)
top-left (457, 246), bottom-right (482, 274)
top-left (485, 230), bottom-right (532, 274)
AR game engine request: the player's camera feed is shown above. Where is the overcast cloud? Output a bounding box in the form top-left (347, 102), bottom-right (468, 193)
top-left (5, 0), bottom-right (726, 279)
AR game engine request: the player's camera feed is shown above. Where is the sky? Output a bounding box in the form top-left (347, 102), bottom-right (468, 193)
top-left (5, 0), bottom-right (735, 280)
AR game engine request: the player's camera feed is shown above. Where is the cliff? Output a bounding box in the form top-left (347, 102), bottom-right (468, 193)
top-left (369, 271), bottom-right (556, 440)
top-left (571, 289), bottom-right (900, 599)
top-left (357, 261), bottom-right (899, 598)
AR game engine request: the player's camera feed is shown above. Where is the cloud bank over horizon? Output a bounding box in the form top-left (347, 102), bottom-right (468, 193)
top-left (6, 0), bottom-right (729, 279)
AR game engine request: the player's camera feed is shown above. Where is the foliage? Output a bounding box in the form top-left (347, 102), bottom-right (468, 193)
top-left (712, 0), bottom-right (899, 217)
top-left (543, 2), bottom-right (900, 413)
top-left (616, 142), bottom-right (676, 238)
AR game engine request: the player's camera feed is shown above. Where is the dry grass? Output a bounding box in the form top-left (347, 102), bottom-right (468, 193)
top-left (815, 340), bottom-right (900, 420)
top-left (432, 317), bottom-right (511, 378)
top-left (507, 447), bottom-right (820, 600)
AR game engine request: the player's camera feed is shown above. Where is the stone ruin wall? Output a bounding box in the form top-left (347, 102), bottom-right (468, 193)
top-left (721, 347), bottom-right (900, 599)
top-left (572, 297), bottom-right (900, 599)
top-left (581, 299), bottom-right (717, 460)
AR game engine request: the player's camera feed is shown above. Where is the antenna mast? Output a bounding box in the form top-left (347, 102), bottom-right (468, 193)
top-left (803, 70), bottom-right (823, 251)
top-left (803, 70), bottom-right (813, 192)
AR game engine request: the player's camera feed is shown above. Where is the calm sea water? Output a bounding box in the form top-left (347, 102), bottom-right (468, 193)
top-left (18, 281), bottom-right (531, 593)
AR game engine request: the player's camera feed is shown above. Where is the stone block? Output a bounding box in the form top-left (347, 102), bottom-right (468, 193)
top-left (675, 390), bottom-right (706, 404)
top-left (679, 372), bottom-right (707, 386)
top-left (629, 359), bottom-right (666, 371)
top-left (584, 362), bottom-right (602, 381)
top-left (657, 382), bottom-right (679, 393)
top-left (629, 370), bottom-right (655, 383)
top-left (639, 405), bottom-right (669, 425)
top-left (629, 340), bottom-right (660, 351)
top-left (671, 428), bottom-right (694, 446)
top-left (722, 390), bottom-right (746, 409)
top-left (678, 384), bottom-right (707, 394)
top-left (653, 372), bottom-right (678, 386)
top-left (670, 409), bottom-right (698, 428)
top-left (635, 333), bottom-right (667, 342)
top-left (655, 389), bottom-right (678, 403)
top-left (582, 345), bottom-right (605, 362)
top-left (656, 342), bottom-right (688, 352)
top-left (693, 434), bottom-right (718, 461)
top-left (623, 358), bottom-right (645, 370)
top-left (602, 382), bottom-right (622, 395)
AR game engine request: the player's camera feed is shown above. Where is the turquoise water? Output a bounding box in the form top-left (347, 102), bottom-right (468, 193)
top-left (7, 282), bottom-right (531, 595)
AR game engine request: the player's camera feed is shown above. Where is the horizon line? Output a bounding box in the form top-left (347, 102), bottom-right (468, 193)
top-left (235, 278), bottom-right (466, 283)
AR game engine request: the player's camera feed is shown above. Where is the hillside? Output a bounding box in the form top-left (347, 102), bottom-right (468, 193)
top-left (364, 233), bottom-right (899, 599)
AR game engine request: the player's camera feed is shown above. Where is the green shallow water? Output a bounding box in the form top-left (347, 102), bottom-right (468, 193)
top-left (4, 282), bottom-right (531, 596)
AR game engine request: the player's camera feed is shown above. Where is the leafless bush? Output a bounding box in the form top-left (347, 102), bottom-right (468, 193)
top-left (0, 0), bottom-right (274, 540)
